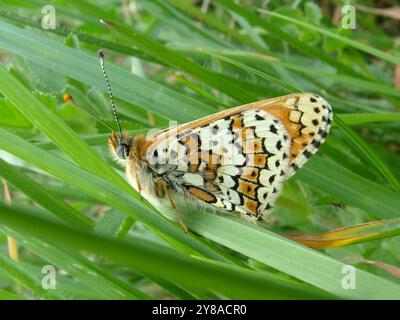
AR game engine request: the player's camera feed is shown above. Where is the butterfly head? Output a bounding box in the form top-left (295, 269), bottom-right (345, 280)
top-left (109, 131), bottom-right (132, 162)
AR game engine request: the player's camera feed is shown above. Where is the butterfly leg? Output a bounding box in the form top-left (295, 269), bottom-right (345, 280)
top-left (155, 178), bottom-right (188, 234)
top-left (133, 163), bottom-right (142, 195)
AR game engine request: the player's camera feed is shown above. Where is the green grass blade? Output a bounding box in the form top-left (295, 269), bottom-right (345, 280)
top-left (217, 0), bottom-right (366, 78)
top-left (0, 254), bottom-right (64, 299)
top-left (0, 65), bottom-right (131, 194)
top-left (0, 159), bottom-right (94, 228)
top-left (335, 116), bottom-right (400, 193)
top-left (0, 288), bottom-right (24, 300)
top-left (201, 49), bottom-right (299, 92)
top-left (339, 113), bottom-right (400, 125)
top-left (0, 204), bottom-right (333, 299)
top-left (168, 207), bottom-right (400, 299)
top-left (146, 0), bottom-right (230, 48)
top-left (297, 157), bottom-right (400, 219)
top-left (166, 0), bottom-right (270, 53)
top-left (0, 19), bottom-right (213, 123)
top-left (260, 10), bottom-right (400, 64)
top-left (102, 19), bottom-right (258, 103)
top-left (1, 220), bottom-right (151, 300)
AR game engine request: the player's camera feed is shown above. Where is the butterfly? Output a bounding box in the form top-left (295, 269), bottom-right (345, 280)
top-left (99, 51), bottom-right (333, 233)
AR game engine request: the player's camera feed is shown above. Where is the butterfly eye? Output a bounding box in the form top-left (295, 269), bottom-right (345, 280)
top-left (116, 143), bottom-right (130, 160)
top-left (123, 144), bottom-right (130, 158)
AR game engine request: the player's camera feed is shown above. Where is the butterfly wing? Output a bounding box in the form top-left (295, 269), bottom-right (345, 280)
top-left (145, 93), bottom-right (332, 219)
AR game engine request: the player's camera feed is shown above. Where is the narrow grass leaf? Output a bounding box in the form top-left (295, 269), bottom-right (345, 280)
top-left (338, 113), bottom-right (400, 125)
top-left (0, 254), bottom-right (64, 299)
top-left (0, 204), bottom-right (332, 300)
top-left (0, 19), bottom-right (213, 123)
top-left (1, 220), bottom-right (151, 300)
top-left (201, 49), bottom-right (299, 92)
top-left (102, 19), bottom-right (258, 103)
top-left (0, 159), bottom-right (94, 228)
top-left (260, 10), bottom-right (400, 64)
top-left (217, 0), bottom-right (366, 78)
top-left (0, 288), bottom-right (24, 300)
top-left (174, 208), bottom-right (400, 299)
top-left (335, 116), bottom-right (400, 193)
top-left (296, 157), bottom-right (400, 219)
top-left (285, 218), bottom-right (400, 249)
top-left (0, 65), bottom-right (132, 194)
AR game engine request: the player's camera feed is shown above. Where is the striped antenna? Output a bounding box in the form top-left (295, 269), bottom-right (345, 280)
top-left (98, 50), bottom-right (122, 137)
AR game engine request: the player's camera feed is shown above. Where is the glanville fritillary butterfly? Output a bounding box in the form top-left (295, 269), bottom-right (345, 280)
top-left (98, 51), bottom-right (333, 233)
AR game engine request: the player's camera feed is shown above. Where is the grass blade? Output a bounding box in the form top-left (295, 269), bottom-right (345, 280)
top-left (1, 218), bottom-right (151, 300)
top-left (217, 0), bottom-right (366, 78)
top-left (0, 254), bottom-right (64, 299)
top-left (296, 157), bottom-right (400, 219)
top-left (0, 204), bottom-right (332, 299)
top-left (338, 113), bottom-right (400, 125)
top-left (0, 65), bottom-right (131, 193)
top-left (335, 116), bottom-right (400, 193)
top-left (201, 49), bottom-right (299, 92)
top-left (172, 207), bottom-right (400, 299)
top-left (0, 159), bottom-right (94, 228)
top-left (285, 218), bottom-right (400, 249)
top-left (260, 10), bottom-right (400, 64)
top-left (0, 19), bottom-right (213, 123)
top-left (101, 19), bottom-right (259, 103)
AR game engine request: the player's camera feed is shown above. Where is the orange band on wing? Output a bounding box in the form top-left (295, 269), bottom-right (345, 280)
top-left (187, 187), bottom-right (216, 203)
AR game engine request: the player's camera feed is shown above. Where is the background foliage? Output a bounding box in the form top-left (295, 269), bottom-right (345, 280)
top-left (0, 0), bottom-right (399, 299)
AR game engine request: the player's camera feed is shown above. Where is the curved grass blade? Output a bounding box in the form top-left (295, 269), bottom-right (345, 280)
top-left (0, 254), bottom-right (64, 299)
top-left (296, 157), bottom-right (400, 219)
top-left (101, 19), bottom-right (259, 103)
top-left (0, 19), bottom-right (213, 123)
top-left (0, 159), bottom-right (94, 228)
top-left (0, 65), bottom-right (132, 194)
top-left (0, 288), bottom-right (24, 300)
top-left (166, 0), bottom-right (271, 53)
top-left (217, 0), bottom-right (366, 79)
top-left (284, 218), bottom-right (400, 249)
top-left (335, 116), bottom-right (400, 193)
top-left (0, 204), bottom-right (332, 300)
top-left (1, 219), bottom-right (150, 300)
top-left (260, 10), bottom-right (400, 65)
top-left (172, 207), bottom-right (400, 299)
top-left (201, 49), bottom-right (300, 92)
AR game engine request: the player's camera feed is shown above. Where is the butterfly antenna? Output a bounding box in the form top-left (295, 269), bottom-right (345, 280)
top-left (98, 50), bottom-right (123, 137)
top-left (63, 94), bottom-right (115, 132)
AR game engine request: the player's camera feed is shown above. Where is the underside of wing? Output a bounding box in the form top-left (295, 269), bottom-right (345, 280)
top-left (144, 93), bottom-right (333, 219)
top-left (262, 93), bottom-right (333, 177)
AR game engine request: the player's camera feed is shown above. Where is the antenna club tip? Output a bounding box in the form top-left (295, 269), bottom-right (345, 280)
top-left (63, 94), bottom-right (73, 102)
top-left (98, 50), bottom-right (105, 61)
top-left (100, 19), bottom-right (112, 26)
